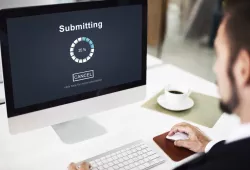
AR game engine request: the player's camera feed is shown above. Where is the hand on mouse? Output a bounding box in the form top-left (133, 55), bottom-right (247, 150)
top-left (168, 122), bottom-right (211, 153)
top-left (68, 162), bottom-right (90, 170)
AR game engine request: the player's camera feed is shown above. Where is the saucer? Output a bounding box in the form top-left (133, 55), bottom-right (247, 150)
top-left (157, 94), bottom-right (194, 111)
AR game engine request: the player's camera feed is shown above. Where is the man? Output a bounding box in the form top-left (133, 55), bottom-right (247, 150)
top-left (69, 2), bottom-right (250, 170)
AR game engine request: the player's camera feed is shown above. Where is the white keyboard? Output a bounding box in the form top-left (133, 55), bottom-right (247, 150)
top-left (77, 141), bottom-right (166, 170)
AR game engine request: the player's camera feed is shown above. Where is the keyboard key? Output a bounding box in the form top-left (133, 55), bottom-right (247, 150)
top-left (130, 163), bottom-right (135, 168)
top-left (128, 159), bottom-right (134, 164)
top-left (150, 154), bottom-right (160, 160)
top-left (113, 165), bottom-right (119, 170)
top-left (154, 158), bottom-right (165, 163)
top-left (139, 160), bottom-right (144, 164)
top-left (128, 155), bottom-right (133, 159)
top-left (122, 152), bottom-right (127, 157)
top-left (118, 163), bottom-right (124, 168)
top-left (124, 166), bottom-right (130, 170)
top-left (97, 161), bottom-right (103, 166)
top-left (132, 149), bottom-right (137, 153)
top-left (137, 155), bottom-right (143, 160)
top-left (127, 150), bottom-right (132, 155)
top-left (113, 155), bottom-right (118, 160)
top-left (148, 160), bottom-right (156, 166)
top-left (102, 159), bottom-right (108, 164)
top-left (113, 160), bottom-right (119, 165)
top-left (136, 147), bottom-right (142, 151)
top-left (108, 162), bottom-right (114, 167)
top-left (130, 168), bottom-right (139, 170)
top-left (123, 161), bottom-right (129, 165)
top-left (139, 165), bottom-right (145, 170)
top-left (107, 158), bottom-right (113, 162)
top-left (134, 162), bottom-right (140, 166)
top-left (133, 157), bottom-right (139, 162)
top-left (103, 164), bottom-right (109, 168)
top-left (118, 158), bottom-right (124, 162)
top-left (147, 151), bottom-right (155, 156)
top-left (123, 156), bottom-right (129, 161)
top-left (121, 149), bottom-right (126, 153)
top-left (95, 159), bottom-right (101, 162)
top-left (143, 162), bottom-right (150, 168)
top-left (98, 166), bottom-right (104, 170)
top-left (133, 153), bottom-right (138, 157)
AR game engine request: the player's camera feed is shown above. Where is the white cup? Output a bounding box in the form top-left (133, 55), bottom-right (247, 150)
top-left (164, 84), bottom-right (191, 105)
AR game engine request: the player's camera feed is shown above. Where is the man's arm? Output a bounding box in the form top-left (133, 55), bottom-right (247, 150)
top-left (204, 140), bottom-right (225, 153)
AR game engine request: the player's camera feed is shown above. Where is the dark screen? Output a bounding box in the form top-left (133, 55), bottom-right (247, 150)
top-left (7, 5), bottom-right (142, 108)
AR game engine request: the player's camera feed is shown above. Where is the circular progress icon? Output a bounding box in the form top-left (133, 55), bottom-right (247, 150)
top-left (70, 37), bottom-right (95, 63)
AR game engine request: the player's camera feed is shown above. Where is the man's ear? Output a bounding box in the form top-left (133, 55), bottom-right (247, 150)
top-left (234, 49), bottom-right (250, 87)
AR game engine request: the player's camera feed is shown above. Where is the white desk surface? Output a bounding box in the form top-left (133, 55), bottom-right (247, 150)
top-left (147, 54), bottom-right (163, 68)
top-left (0, 64), bottom-right (240, 170)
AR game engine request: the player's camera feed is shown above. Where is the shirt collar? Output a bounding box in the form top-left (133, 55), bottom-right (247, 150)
top-left (226, 123), bottom-right (250, 144)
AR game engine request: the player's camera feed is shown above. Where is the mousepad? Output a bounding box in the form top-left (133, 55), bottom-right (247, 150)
top-left (142, 90), bottom-right (222, 128)
top-left (153, 131), bottom-right (195, 162)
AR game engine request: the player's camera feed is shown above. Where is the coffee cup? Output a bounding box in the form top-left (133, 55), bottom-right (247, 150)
top-left (164, 84), bottom-right (191, 105)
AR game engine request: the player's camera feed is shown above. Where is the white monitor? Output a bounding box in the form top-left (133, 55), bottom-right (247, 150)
top-left (0, 0), bottom-right (147, 143)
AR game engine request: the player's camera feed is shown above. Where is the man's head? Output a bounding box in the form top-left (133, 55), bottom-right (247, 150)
top-left (214, 2), bottom-right (250, 116)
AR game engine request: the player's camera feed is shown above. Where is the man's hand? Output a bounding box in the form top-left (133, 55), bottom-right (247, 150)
top-left (168, 122), bottom-right (211, 153)
top-left (68, 162), bottom-right (90, 170)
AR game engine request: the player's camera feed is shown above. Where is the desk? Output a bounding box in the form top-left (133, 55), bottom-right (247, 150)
top-left (0, 64), bottom-right (239, 170)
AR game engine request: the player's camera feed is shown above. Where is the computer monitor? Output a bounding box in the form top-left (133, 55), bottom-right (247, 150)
top-left (0, 0), bottom-right (147, 143)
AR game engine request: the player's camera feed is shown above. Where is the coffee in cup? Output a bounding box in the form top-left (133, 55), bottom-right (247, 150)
top-left (164, 84), bottom-right (191, 105)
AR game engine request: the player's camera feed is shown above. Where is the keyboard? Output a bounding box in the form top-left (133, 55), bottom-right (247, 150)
top-left (77, 140), bottom-right (166, 170)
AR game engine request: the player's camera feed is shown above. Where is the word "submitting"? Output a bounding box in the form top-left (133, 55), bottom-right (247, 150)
top-left (59, 22), bottom-right (103, 33)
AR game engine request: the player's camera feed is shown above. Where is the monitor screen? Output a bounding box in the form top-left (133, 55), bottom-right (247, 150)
top-left (0, 1), bottom-right (147, 117)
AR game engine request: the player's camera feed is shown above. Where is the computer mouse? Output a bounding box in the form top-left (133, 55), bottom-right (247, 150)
top-left (166, 132), bottom-right (189, 141)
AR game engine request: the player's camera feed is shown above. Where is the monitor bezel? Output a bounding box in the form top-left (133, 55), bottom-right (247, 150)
top-left (0, 0), bottom-right (147, 118)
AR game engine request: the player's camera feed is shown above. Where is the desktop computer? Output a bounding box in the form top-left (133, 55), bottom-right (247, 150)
top-left (0, 1), bottom-right (167, 169)
top-left (0, 0), bottom-right (147, 138)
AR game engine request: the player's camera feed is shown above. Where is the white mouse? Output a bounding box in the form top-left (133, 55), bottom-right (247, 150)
top-left (166, 132), bottom-right (189, 141)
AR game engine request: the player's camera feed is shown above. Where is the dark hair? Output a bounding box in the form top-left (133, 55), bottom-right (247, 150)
top-left (224, 2), bottom-right (250, 65)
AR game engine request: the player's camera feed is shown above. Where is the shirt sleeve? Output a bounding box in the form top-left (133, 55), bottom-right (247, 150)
top-left (205, 140), bottom-right (223, 153)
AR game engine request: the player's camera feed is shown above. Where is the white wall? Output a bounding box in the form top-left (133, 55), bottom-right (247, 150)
top-left (0, 0), bottom-right (60, 82)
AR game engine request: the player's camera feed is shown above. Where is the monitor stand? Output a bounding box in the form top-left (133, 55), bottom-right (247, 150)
top-left (52, 117), bottom-right (107, 144)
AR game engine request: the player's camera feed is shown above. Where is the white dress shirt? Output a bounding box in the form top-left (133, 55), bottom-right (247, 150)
top-left (205, 123), bottom-right (250, 153)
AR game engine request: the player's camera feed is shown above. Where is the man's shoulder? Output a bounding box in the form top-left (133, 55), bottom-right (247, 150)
top-left (209, 137), bottom-right (250, 154)
top-left (174, 138), bottom-right (250, 170)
